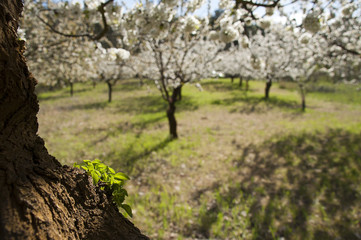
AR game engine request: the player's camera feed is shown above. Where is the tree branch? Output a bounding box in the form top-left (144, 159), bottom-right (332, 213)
top-left (235, 0), bottom-right (280, 8)
top-left (333, 41), bottom-right (360, 57)
top-left (37, 0), bottom-right (114, 41)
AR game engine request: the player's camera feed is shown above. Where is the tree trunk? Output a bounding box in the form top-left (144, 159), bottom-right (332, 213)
top-left (231, 76), bottom-right (234, 83)
top-left (166, 102), bottom-right (178, 139)
top-left (265, 80), bottom-right (272, 100)
top-left (107, 81), bottom-right (112, 103)
top-left (70, 82), bottom-right (74, 97)
top-left (299, 84), bottom-right (306, 112)
top-left (178, 86), bottom-right (182, 101)
top-left (302, 97), bottom-right (306, 112)
top-left (93, 81), bottom-right (96, 89)
top-left (245, 79), bottom-right (249, 92)
top-left (0, 1), bottom-right (148, 239)
top-left (239, 76), bottom-right (243, 88)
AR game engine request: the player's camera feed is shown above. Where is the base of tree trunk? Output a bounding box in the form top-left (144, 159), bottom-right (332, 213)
top-left (301, 95), bottom-right (306, 112)
top-left (302, 99), bottom-right (306, 112)
top-left (107, 82), bottom-right (112, 103)
top-left (1, 149), bottom-right (149, 240)
top-left (265, 81), bottom-right (272, 99)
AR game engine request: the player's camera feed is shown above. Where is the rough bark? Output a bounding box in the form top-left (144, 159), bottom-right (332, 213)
top-left (107, 81), bottom-right (112, 103)
top-left (0, 1), bottom-right (148, 239)
top-left (265, 80), bottom-right (272, 99)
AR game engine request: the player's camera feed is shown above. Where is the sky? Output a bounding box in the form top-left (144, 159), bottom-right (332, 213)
top-left (120, 0), bottom-right (220, 17)
top-left (62, 0), bottom-right (303, 25)
top-left (119, 0), bottom-right (303, 24)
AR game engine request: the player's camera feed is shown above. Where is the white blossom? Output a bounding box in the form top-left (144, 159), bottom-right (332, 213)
top-left (183, 16), bottom-right (200, 33)
top-left (209, 30), bottom-right (219, 41)
top-left (259, 19), bottom-right (271, 29)
top-left (219, 26), bottom-right (239, 43)
top-left (17, 28), bottom-right (26, 41)
top-left (108, 48), bottom-right (130, 61)
top-left (299, 33), bottom-right (311, 44)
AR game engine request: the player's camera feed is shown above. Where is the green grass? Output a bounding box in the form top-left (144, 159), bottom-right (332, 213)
top-left (278, 80), bottom-right (361, 106)
top-left (37, 78), bottom-right (361, 239)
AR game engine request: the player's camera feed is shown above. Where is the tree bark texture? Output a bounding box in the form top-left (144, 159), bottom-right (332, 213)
top-left (107, 81), bottom-right (112, 103)
top-left (265, 80), bottom-right (272, 99)
top-left (0, 1), bottom-right (148, 239)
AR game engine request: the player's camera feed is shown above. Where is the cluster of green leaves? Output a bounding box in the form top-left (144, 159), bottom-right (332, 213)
top-left (74, 159), bottom-right (132, 217)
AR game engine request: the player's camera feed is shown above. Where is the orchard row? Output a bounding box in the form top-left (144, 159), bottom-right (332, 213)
top-left (20, 0), bottom-right (360, 138)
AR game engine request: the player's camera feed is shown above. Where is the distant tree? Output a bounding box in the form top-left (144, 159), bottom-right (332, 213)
top-left (125, 1), bottom-right (227, 138)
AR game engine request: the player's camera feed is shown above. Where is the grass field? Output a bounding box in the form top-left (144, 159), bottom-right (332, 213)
top-left (37, 79), bottom-right (361, 240)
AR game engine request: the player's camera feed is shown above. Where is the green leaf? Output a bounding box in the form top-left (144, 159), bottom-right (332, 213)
top-left (102, 173), bottom-right (109, 182)
top-left (92, 159), bottom-right (101, 164)
top-left (121, 204), bottom-right (133, 217)
top-left (114, 172), bottom-right (130, 180)
top-left (123, 189), bottom-right (128, 197)
top-left (109, 175), bottom-right (114, 185)
top-left (74, 159), bottom-right (132, 218)
top-left (108, 167), bottom-right (116, 174)
top-left (87, 164), bottom-right (94, 171)
top-left (97, 163), bottom-right (107, 170)
top-left (90, 171), bottom-right (100, 185)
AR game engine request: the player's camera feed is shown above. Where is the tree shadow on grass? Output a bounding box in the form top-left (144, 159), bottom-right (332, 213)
top-left (111, 81), bottom-right (142, 92)
top-left (108, 136), bottom-right (173, 174)
top-left (38, 94), bottom-right (69, 102)
top-left (213, 94), bottom-right (301, 113)
top-left (202, 80), bottom-right (255, 92)
top-left (67, 94), bottom-right (199, 114)
top-left (37, 85), bottom-right (93, 101)
top-left (88, 115), bottom-right (166, 145)
top-left (194, 129), bottom-right (361, 239)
